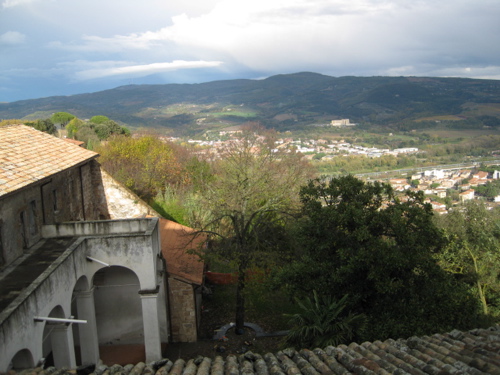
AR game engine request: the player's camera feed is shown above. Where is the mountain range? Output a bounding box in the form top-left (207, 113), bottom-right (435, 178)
top-left (2, 72), bottom-right (500, 135)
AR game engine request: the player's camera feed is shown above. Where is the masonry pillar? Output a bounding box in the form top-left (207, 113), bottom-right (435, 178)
top-left (50, 324), bottom-right (76, 369)
top-left (75, 289), bottom-right (99, 365)
top-left (139, 288), bottom-right (162, 362)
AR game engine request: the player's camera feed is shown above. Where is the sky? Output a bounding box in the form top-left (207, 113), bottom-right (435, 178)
top-left (1, 0), bottom-right (500, 102)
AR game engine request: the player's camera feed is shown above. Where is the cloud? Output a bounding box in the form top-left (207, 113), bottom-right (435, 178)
top-left (0, 31), bottom-right (26, 44)
top-left (48, 33), bottom-right (162, 52)
top-left (53, 0), bottom-right (499, 77)
top-left (45, 0), bottom-right (404, 53)
top-left (1, 0), bottom-right (500, 102)
top-left (2, 0), bottom-right (39, 8)
top-left (73, 60), bottom-right (224, 80)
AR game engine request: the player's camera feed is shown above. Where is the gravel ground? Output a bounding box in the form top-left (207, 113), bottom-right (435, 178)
top-left (163, 285), bottom-right (288, 360)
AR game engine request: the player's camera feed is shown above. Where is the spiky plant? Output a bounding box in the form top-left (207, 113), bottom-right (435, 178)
top-left (284, 291), bottom-right (366, 349)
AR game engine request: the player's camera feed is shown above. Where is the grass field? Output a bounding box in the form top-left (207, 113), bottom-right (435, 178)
top-left (420, 128), bottom-right (500, 139)
top-left (211, 111), bottom-right (257, 118)
top-left (463, 102), bottom-right (500, 116)
top-left (415, 115), bottom-right (464, 121)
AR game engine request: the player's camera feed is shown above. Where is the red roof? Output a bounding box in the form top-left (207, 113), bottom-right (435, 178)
top-left (63, 138), bottom-right (85, 147)
top-left (159, 218), bottom-right (205, 285)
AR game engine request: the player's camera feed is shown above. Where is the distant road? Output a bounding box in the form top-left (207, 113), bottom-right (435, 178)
top-left (350, 160), bottom-right (500, 179)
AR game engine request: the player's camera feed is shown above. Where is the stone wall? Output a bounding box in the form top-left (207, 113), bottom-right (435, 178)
top-left (81, 162), bottom-right (96, 221)
top-left (0, 161), bottom-right (100, 267)
top-left (168, 278), bottom-right (197, 342)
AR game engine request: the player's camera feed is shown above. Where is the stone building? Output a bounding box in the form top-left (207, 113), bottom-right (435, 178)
top-left (0, 125), bottom-right (203, 372)
top-left (159, 219), bottom-right (205, 343)
top-left (330, 119), bottom-right (353, 127)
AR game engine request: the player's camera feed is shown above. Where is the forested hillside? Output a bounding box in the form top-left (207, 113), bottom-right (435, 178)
top-left (1, 73), bottom-right (500, 136)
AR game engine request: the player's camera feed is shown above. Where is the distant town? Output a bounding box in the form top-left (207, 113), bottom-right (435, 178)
top-left (160, 129), bottom-right (419, 160)
top-left (154, 130), bottom-right (500, 215)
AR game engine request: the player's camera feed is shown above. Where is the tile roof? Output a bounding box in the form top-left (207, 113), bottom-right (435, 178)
top-left (159, 218), bottom-right (206, 285)
top-left (0, 124), bottom-right (98, 197)
top-left (6, 327), bottom-right (500, 375)
top-left (63, 138), bottom-right (85, 147)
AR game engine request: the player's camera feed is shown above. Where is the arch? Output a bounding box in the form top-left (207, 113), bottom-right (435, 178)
top-left (71, 275), bottom-right (97, 366)
top-left (74, 275), bottom-right (90, 293)
top-left (41, 305), bottom-right (69, 367)
top-left (92, 266), bottom-right (144, 346)
top-left (10, 349), bottom-right (34, 370)
top-left (48, 305), bottom-right (65, 318)
top-left (42, 305), bottom-right (65, 360)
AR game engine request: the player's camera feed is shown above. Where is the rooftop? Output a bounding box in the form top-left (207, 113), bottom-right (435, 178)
top-left (6, 326), bottom-right (500, 375)
top-left (0, 124), bottom-right (98, 197)
top-left (159, 218), bottom-right (205, 285)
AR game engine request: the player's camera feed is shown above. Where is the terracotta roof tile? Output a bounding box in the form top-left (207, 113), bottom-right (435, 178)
top-left (6, 327), bottom-right (500, 375)
top-left (159, 218), bottom-right (205, 285)
top-left (0, 124), bottom-right (98, 197)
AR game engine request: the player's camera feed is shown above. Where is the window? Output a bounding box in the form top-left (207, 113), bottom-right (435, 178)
top-left (0, 222), bottom-right (4, 266)
top-left (29, 200), bottom-right (38, 236)
top-left (52, 189), bottom-right (58, 212)
top-left (20, 211), bottom-right (27, 248)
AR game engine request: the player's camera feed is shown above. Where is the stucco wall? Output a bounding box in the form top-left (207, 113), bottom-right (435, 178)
top-left (0, 238), bottom-right (87, 370)
top-left (0, 218), bottom-right (166, 371)
top-left (42, 219), bottom-right (155, 238)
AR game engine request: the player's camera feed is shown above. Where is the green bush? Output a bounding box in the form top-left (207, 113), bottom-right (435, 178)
top-left (284, 292), bottom-right (366, 348)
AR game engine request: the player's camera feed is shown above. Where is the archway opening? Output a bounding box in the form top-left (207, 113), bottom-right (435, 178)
top-left (41, 305), bottom-right (66, 368)
top-left (93, 266), bottom-right (145, 364)
top-left (71, 275), bottom-right (93, 366)
top-left (10, 349), bottom-right (34, 370)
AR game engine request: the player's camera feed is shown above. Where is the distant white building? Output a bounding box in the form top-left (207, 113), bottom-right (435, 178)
top-left (424, 169), bottom-right (445, 179)
top-left (394, 148), bottom-right (419, 154)
top-left (330, 119), bottom-right (355, 127)
top-left (459, 189), bottom-right (475, 202)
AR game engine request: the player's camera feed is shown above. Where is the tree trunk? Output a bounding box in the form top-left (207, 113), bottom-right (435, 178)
top-left (235, 265), bottom-right (246, 334)
top-left (468, 247), bottom-right (488, 315)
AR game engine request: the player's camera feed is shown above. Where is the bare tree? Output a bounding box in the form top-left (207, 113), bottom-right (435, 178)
top-left (192, 130), bottom-right (311, 332)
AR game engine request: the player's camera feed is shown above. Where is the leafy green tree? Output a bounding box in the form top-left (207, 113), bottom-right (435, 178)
top-left (278, 175), bottom-right (482, 340)
top-left (94, 120), bottom-right (128, 140)
top-left (184, 156), bottom-right (213, 192)
top-left (313, 152), bottom-right (326, 160)
top-left (25, 119), bottom-right (57, 135)
top-left (435, 201), bottom-right (500, 317)
top-left (51, 112), bottom-right (75, 126)
top-left (90, 115), bottom-right (110, 124)
top-left (66, 116), bottom-right (129, 144)
top-left (479, 115), bottom-right (500, 128)
top-left (285, 292), bottom-right (366, 348)
top-left (65, 117), bottom-right (86, 138)
top-left (192, 131), bottom-right (312, 332)
top-left (473, 180), bottom-right (500, 199)
top-left (75, 124), bottom-right (100, 149)
top-left (95, 135), bottom-right (186, 199)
